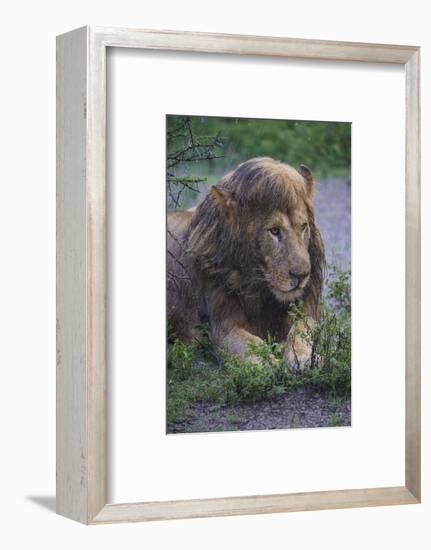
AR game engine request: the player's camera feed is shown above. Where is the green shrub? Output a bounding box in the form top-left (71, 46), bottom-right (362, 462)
top-left (327, 263), bottom-right (351, 313)
top-left (220, 353), bottom-right (277, 404)
top-left (327, 414), bottom-right (344, 427)
top-left (167, 339), bottom-right (197, 380)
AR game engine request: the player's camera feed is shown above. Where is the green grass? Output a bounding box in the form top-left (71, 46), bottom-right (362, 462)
top-left (167, 264), bottom-right (351, 427)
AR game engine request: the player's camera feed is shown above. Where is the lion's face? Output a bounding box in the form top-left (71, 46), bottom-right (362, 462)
top-left (190, 158), bottom-right (323, 310)
top-left (257, 201), bottom-right (312, 303)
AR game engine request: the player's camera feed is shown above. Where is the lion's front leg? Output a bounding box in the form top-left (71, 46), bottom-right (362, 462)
top-left (284, 317), bottom-right (318, 372)
top-left (206, 289), bottom-right (264, 364)
top-left (213, 325), bottom-right (264, 364)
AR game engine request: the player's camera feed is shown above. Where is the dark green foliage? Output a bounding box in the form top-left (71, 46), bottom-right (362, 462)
top-left (167, 339), bottom-right (198, 380)
top-left (167, 115), bottom-right (351, 188)
top-left (327, 263), bottom-right (351, 312)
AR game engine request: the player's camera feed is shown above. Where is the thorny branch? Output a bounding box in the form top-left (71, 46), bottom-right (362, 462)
top-left (166, 117), bottom-right (223, 288)
top-left (166, 116), bottom-right (224, 208)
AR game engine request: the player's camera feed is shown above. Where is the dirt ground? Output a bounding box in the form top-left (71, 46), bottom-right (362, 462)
top-left (167, 387), bottom-right (350, 434)
top-left (314, 177), bottom-right (351, 269)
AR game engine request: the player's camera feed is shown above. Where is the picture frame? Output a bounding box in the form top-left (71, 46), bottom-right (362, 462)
top-left (56, 26), bottom-right (420, 524)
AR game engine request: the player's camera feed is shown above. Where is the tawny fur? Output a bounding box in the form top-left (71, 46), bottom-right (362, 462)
top-left (167, 157), bottom-right (325, 370)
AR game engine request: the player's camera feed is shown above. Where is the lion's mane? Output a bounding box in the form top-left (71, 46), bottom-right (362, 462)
top-left (167, 157), bottom-right (325, 342)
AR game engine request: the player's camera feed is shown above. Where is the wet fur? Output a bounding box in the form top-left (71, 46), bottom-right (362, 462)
top-left (167, 157), bottom-right (325, 366)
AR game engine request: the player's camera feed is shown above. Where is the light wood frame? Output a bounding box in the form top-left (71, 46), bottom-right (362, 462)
top-left (56, 26), bottom-right (421, 524)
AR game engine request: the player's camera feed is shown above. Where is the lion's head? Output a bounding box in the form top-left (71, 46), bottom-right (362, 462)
top-left (188, 157), bottom-right (325, 317)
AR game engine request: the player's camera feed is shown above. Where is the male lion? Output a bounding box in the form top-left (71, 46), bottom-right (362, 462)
top-left (167, 157), bottom-right (325, 371)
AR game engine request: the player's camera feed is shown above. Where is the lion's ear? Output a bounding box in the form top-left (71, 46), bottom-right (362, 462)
top-left (210, 185), bottom-right (236, 220)
top-left (299, 164), bottom-right (315, 197)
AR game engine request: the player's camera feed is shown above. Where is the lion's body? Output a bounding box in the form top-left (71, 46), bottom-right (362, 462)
top-left (167, 157), bottom-right (325, 369)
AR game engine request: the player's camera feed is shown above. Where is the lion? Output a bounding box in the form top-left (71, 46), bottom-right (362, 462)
top-left (167, 157), bottom-right (325, 371)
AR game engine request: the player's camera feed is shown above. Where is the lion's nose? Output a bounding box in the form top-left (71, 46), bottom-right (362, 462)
top-left (289, 269), bottom-right (310, 283)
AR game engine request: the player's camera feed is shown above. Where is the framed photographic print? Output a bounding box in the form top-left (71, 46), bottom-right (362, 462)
top-left (56, 27), bottom-right (420, 524)
top-left (165, 114), bottom-right (352, 434)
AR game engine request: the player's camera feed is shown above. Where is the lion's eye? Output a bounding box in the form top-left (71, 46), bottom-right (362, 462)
top-left (269, 227), bottom-right (281, 238)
